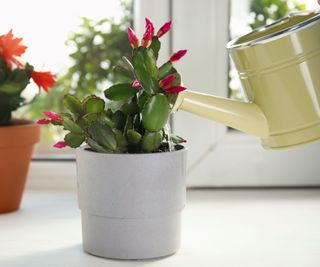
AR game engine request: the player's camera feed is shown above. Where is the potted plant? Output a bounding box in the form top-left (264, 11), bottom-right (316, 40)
top-left (0, 30), bottom-right (56, 213)
top-left (39, 18), bottom-right (187, 260)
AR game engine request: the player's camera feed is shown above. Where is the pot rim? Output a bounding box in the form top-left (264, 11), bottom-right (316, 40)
top-left (227, 9), bottom-right (320, 51)
top-left (0, 119), bottom-right (40, 148)
top-left (0, 118), bottom-right (37, 129)
top-left (77, 145), bottom-right (187, 157)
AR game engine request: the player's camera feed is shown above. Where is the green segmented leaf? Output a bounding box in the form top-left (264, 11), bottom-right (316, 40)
top-left (141, 130), bottom-right (163, 152)
top-left (127, 129), bottom-right (142, 145)
top-left (158, 62), bottom-right (174, 79)
top-left (132, 47), bottom-right (158, 95)
top-left (64, 132), bottom-right (85, 148)
top-left (149, 36), bottom-right (161, 60)
top-left (142, 94), bottom-right (170, 132)
top-left (104, 83), bottom-right (136, 101)
top-left (170, 134), bottom-right (186, 144)
top-left (88, 121), bottom-right (117, 151)
top-left (112, 110), bottom-right (126, 131)
top-left (0, 58), bottom-right (9, 84)
top-left (122, 102), bottom-right (139, 115)
top-left (63, 94), bottom-right (83, 114)
top-left (81, 113), bottom-right (99, 125)
top-left (113, 129), bottom-right (127, 151)
top-left (83, 95), bottom-right (105, 113)
top-left (99, 111), bottom-right (115, 128)
top-left (86, 137), bottom-right (111, 153)
top-left (62, 117), bottom-right (83, 134)
top-left (0, 83), bottom-right (23, 95)
top-left (137, 92), bottom-right (149, 110)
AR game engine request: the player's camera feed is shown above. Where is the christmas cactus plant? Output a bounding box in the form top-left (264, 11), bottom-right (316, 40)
top-left (38, 18), bottom-right (187, 153)
top-left (0, 30), bottom-right (56, 126)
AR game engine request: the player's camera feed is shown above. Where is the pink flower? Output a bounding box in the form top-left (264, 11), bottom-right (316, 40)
top-left (145, 18), bottom-right (155, 37)
top-left (141, 24), bottom-right (152, 48)
top-left (166, 85), bottom-right (187, 94)
top-left (53, 141), bottom-right (67, 149)
top-left (156, 20), bottom-right (173, 38)
top-left (37, 111), bottom-right (63, 125)
top-left (127, 27), bottom-right (140, 49)
top-left (43, 111), bottom-right (63, 122)
top-left (159, 74), bottom-right (175, 89)
top-left (159, 74), bottom-right (187, 95)
top-left (132, 79), bottom-right (141, 89)
top-left (169, 49), bottom-right (187, 63)
top-left (37, 118), bottom-right (51, 124)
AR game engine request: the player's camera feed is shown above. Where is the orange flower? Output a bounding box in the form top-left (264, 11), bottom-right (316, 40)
top-left (31, 71), bottom-right (56, 93)
top-left (0, 30), bottom-right (27, 68)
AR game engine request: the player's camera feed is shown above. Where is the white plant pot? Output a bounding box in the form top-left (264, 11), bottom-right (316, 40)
top-left (76, 147), bottom-right (187, 260)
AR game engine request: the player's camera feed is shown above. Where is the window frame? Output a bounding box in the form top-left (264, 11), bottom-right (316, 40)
top-left (28, 0), bottom-right (320, 190)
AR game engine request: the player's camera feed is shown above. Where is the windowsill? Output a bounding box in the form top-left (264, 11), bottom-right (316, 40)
top-left (1, 189), bottom-right (320, 267)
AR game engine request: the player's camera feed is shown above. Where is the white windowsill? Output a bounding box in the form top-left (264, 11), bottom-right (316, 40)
top-left (0, 189), bottom-right (319, 267)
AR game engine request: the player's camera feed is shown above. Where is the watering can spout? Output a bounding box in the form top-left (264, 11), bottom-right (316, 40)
top-left (172, 90), bottom-right (269, 138)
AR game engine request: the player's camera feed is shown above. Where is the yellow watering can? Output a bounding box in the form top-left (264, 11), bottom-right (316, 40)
top-left (173, 10), bottom-right (320, 149)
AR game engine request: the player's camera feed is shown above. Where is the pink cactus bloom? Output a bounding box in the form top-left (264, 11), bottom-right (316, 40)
top-left (145, 17), bottom-right (155, 37)
top-left (159, 74), bottom-right (175, 89)
top-left (156, 20), bottom-right (173, 38)
top-left (43, 111), bottom-right (63, 122)
top-left (127, 27), bottom-right (140, 48)
top-left (53, 141), bottom-right (67, 149)
top-left (37, 118), bottom-right (51, 124)
top-left (165, 85), bottom-right (187, 94)
top-left (132, 79), bottom-right (141, 89)
top-left (169, 49), bottom-right (187, 63)
top-left (142, 24), bottom-right (153, 48)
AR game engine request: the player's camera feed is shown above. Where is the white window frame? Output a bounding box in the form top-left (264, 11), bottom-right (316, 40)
top-left (135, 0), bottom-right (320, 187)
top-left (27, 0), bottom-right (320, 190)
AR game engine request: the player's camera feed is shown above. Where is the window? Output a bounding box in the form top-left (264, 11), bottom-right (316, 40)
top-left (21, 0), bottom-right (320, 187)
top-left (1, 0), bottom-right (133, 157)
top-left (136, 0), bottom-right (320, 187)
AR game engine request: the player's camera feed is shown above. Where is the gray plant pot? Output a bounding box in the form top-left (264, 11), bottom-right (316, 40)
top-left (76, 147), bottom-right (187, 260)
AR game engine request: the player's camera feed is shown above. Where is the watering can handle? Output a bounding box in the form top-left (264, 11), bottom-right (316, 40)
top-left (172, 90), bottom-right (269, 138)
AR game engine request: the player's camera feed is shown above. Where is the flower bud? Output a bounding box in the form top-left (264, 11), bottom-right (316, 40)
top-left (127, 27), bottom-right (140, 48)
top-left (159, 74), bottom-right (175, 89)
top-left (169, 49), bottom-right (187, 63)
top-left (156, 20), bottom-right (173, 38)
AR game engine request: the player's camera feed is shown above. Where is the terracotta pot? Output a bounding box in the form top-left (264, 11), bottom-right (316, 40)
top-left (0, 119), bottom-right (40, 213)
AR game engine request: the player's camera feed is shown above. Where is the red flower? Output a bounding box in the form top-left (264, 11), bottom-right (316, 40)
top-left (31, 71), bottom-right (56, 93)
top-left (169, 49), bottom-right (187, 63)
top-left (157, 20), bottom-right (173, 38)
top-left (37, 111), bottom-right (63, 125)
top-left (53, 141), bottom-right (67, 149)
top-left (0, 30), bottom-right (27, 68)
top-left (127, 27), bottom-right (140, 49)
top-left (159, 74), bottom-right (175, 89)
top-left (145, 18), bottom-right (155, 37)
top-left (132, 79), bottom-right (141, 89)
top-left (141, 24), bottom-right (153, 48)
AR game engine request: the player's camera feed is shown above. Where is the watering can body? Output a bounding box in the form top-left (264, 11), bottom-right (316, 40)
top-left (174, 10), bottom-right (320, 149)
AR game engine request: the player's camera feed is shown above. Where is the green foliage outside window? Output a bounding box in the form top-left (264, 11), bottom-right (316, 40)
top-left (21, 0), bottom-right (133, 151)
top-left (249, 0), bottom-right (306, 29)
top-left (230, 0), bottom-right (306, 100)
